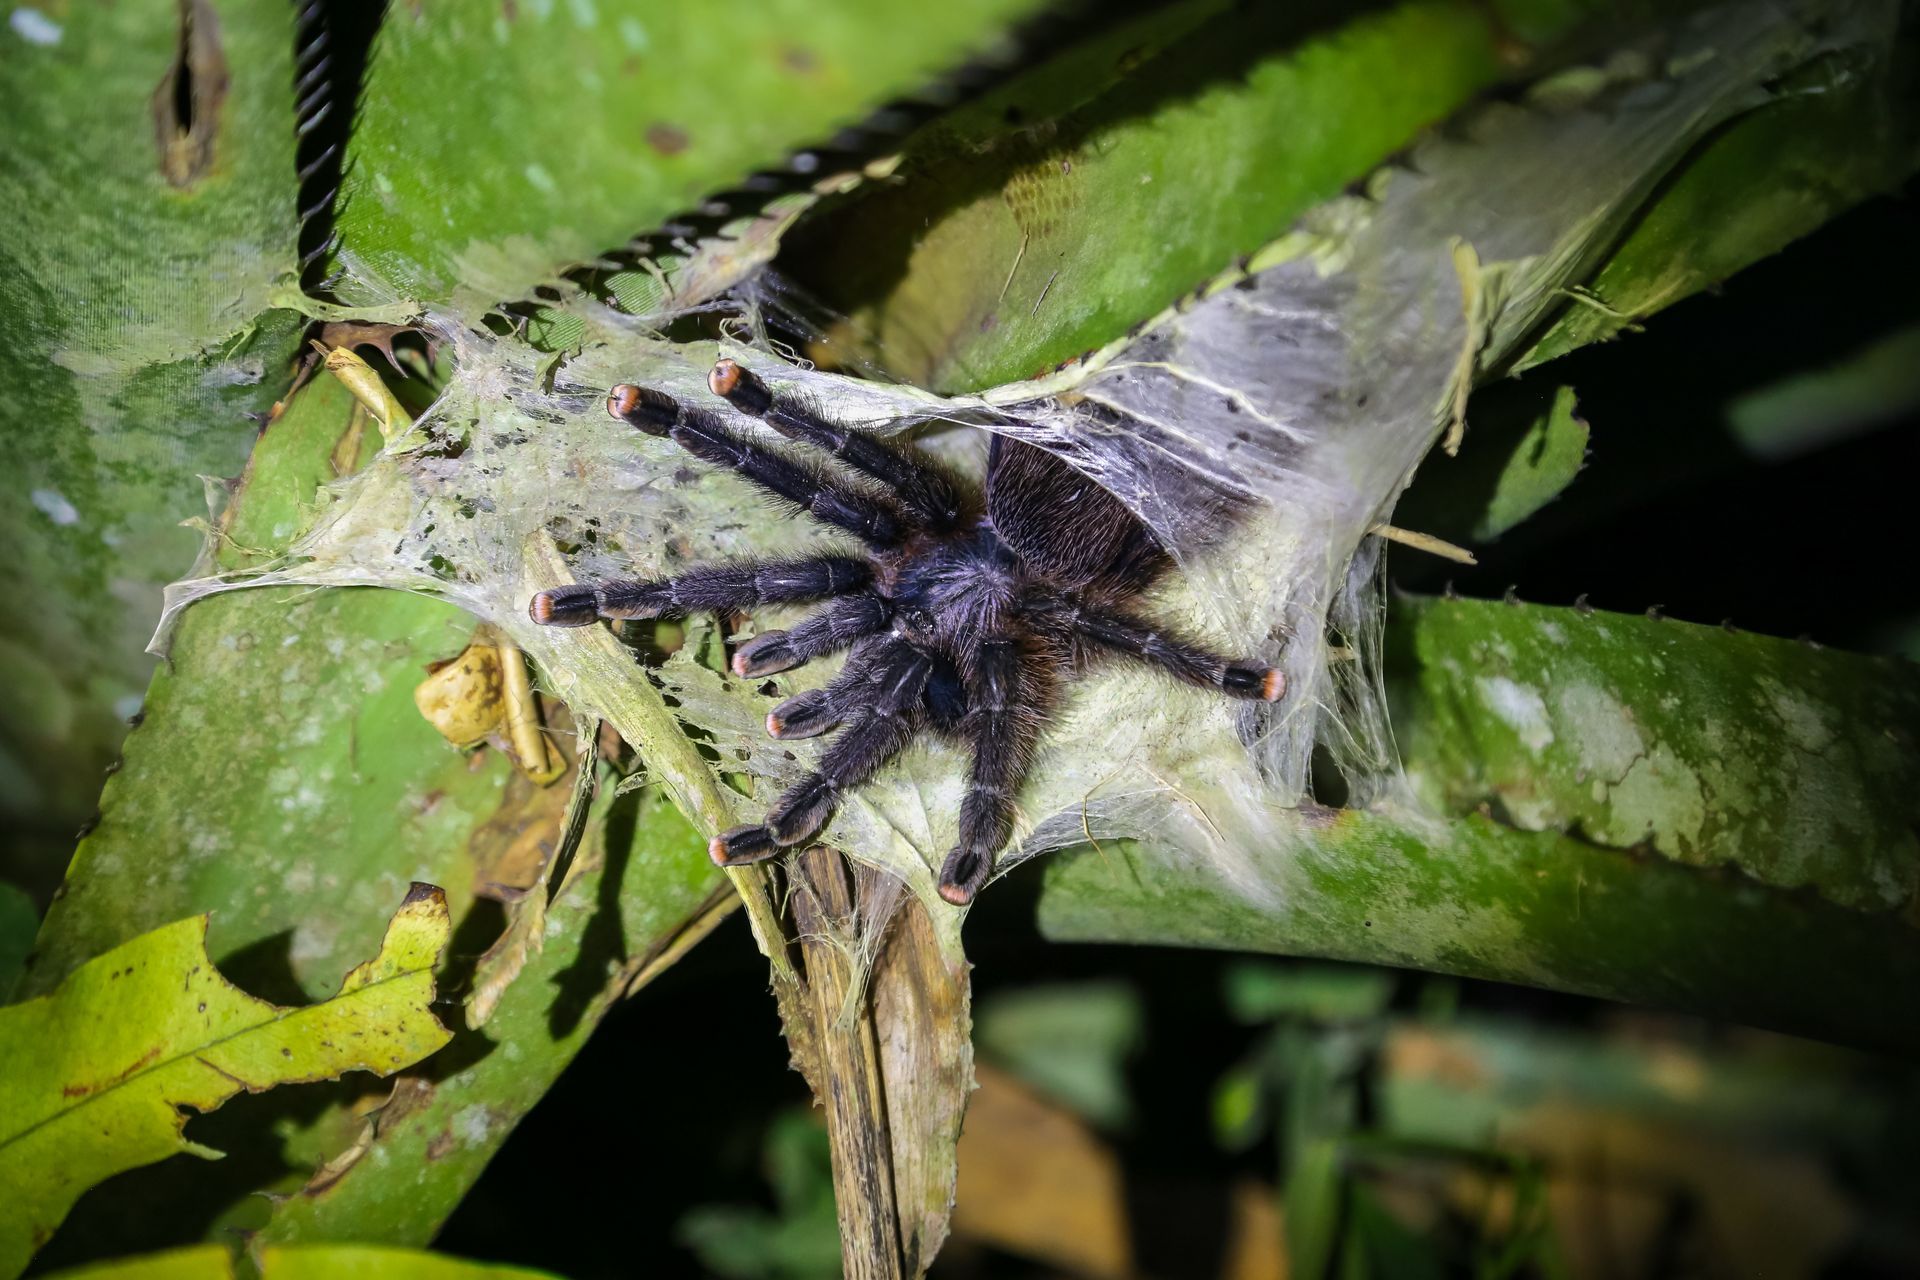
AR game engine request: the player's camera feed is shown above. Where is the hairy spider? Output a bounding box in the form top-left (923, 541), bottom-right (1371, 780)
top-left (529, 359), bottom-right (1283, 905)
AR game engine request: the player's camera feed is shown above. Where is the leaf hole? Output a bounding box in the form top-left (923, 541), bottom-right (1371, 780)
top-left (152, 0), bottom-right (228, 188)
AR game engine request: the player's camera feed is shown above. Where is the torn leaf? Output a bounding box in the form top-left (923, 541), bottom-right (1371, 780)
top-left (0, 886), bottom-right (454, 1277)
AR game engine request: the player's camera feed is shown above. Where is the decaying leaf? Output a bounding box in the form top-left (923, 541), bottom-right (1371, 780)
top-left (412, 630), bottom-right (564, 784)
top-left (0, 886), bottom-right (454, 1278)
top-left (413, 641), bottom-right (509, 750)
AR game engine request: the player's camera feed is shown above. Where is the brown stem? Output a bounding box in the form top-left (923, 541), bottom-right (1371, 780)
top-left (788, 847), bottom-right (906, 1280)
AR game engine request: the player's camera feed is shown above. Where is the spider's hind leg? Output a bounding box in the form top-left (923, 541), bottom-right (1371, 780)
top-left (528, 555), bottom-right (870, 627)
top-left (938, 635), bottom-right (1049, 906)
top-left (1069, 601), bottom-right (1284, 701)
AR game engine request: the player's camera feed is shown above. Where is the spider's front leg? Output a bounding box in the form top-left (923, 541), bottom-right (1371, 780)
top-left (731, 593), bottom-right (891, 678)
top-left (938, 635), bottom-right (1051, 906)
top-left (528, 555), bottom-right (871, 627)
top-left (711, 638), bottom-right (932, 865)
top-left (606, 382), bottom-right (908, 549)
top-left (709, 359), bottom-right (963, 532)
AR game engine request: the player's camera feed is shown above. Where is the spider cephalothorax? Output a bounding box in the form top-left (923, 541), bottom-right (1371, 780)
top-left (530, 359), bottom-right (1283, 904)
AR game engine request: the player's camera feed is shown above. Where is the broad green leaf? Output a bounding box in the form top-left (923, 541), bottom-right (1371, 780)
top-left (1038, 808), bottom-right (1920, 1054)
top-left (1392, 381), bottom-right (1589, 545)
top-left (1397, 596), bottom-right (1919, 912)
top-left (0, 887), bottom-right (453, 1278)
top-left (24, 375), bottom-right (510, 1002)
top-left (790, 0), bottom-right (1652, 391)
top-left (39, 1243), bottom-right (564, 1280)
top-left (333, 0), bottom-right (1045, 310)
top-left (0, 0), bottom-right (306, 879)
top-left (24, 606), bottom-right (512, 1001)
top-left (1036, 605), bottom-right (1920, 1053)
top-left (40, 1245), bottom-right (233, 1280)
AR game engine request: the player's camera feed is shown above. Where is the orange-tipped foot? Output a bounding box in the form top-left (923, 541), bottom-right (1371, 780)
top-left (710, 825), bottom-right (778, 866)
top-left (708, 358), bottom-right (773, 415)
top-left (765, 711), bottom-right (785, 738)
top-left (528, 585), bottom-right (599, 627)
top-left (607, 384), bottom-right (642, 419)
top-left (1224, 663), bottom-right (1286, 701)
top-left (605, 382), bottom-right (676, 435)
top-left (708, 359), bottom-right (744, 399)
top-left (937, 881), bottom-right (977, 907)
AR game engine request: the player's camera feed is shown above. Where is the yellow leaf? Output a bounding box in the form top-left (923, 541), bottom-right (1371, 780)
top-left (0, 887), bottom-right (454, 1279)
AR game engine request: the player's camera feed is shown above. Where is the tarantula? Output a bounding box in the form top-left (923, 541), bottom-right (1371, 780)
top-left (529, 359), bottom-right (1283, 905)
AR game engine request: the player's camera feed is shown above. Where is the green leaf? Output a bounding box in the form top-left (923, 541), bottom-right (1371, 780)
top-left (1725, 322), bottom-right (1920, 460)
top-left (0, 0), bottom-right (306, 878)
top-left (1392, 381), bottom-right (1590, 546)
top-left (1036, 599), bottom-right (1920, 1053)
top-left (1224, 963), bottom-right (1395, 1026)
top-left (0, 887), bottom-right (453, 1278)
top-left (1397, 596), bottom-right (1919, 912)
top-left (333, 0), bottom-right (1046, 309)
top-left (1514, 31), bottom-right (1920, 369)
top-left (1475, 386), bottom-right (1589, 540)
top-left (253, 787), bottom-right (718, 1249)
top-left (792, 0), bottom-right (1644, 391)
top-left (38, 1243), bottom-right (565, 1280)
top-left (257, 1244), bottom-right (563, 1280)
top-left (974, 982), bottom-right (1142, 1129)
top-left (39, 1244), bottom-right (233, 1280)
top-left (21, 374), bottom-right (512, 1004)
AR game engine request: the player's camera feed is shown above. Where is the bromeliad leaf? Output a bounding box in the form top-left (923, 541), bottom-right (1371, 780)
top-left (0, 886), bottom-right (455, 1279)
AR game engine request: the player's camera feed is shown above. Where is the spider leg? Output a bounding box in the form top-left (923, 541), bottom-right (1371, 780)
top-left (711, 638), bottom-right (931, 864)
top-left (710, 359), bottom-right (963, 531)
top-left (1064, 601), bottom-right (1284, 701)
top-left (732, 592), bottom-right (891, 678)
top-left (757, 635), bottom-right (894, 741)
top-left (937, 636), bottom-right (1048, 906)
top-left (607, 383), bottom-right (905, 548)
top-left (528, 555), bottom-right (870, 627)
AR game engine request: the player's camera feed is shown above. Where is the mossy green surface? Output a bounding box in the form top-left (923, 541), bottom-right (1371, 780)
top-left (0, 1), bottom-right (307, 878)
